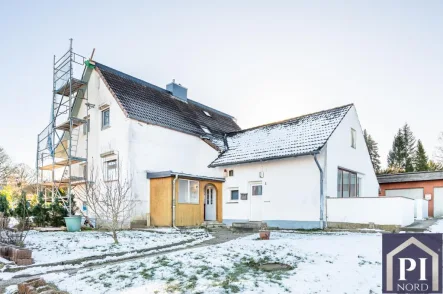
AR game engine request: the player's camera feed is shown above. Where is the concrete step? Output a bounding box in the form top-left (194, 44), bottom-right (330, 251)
top-left (231, 221), bottom-right (263, 232)
top-left (201, 221), bottom-right (227, 229)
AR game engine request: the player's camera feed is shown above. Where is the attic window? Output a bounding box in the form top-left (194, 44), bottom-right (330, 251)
top-left (203, 110), bottom-right (211, 117)
top-left (200, 125), bottom-right (211, 134)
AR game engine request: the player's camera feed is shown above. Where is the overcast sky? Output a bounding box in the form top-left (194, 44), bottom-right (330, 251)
top-left (0, 1), bottom-right (442, 169)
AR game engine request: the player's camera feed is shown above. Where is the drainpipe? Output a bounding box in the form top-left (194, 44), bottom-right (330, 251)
top-left (172, 174), bottom-right (179, 230)
top-left (313, 153), bottom-right (325, 229)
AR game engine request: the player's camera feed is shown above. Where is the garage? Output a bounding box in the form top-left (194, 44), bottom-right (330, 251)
top-left (434, 187), bottom-right (443, 217)
top-left (385, 188), bottom-right (424, 199)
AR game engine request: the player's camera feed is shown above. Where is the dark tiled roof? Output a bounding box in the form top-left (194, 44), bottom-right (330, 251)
top-left (377, 171), bottom-right (443, 184)
top-left (95, 63), bottom-right (240, 137)
top-left (209, 104), bottom-right (353, 167)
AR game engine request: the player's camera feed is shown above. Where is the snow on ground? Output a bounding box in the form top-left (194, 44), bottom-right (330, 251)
top-left (427, 219), bottom-right (443, 233)
top-left (43, 231), bottom-right (383, 294)
top-left (22, 228), bottom-right (210, 265)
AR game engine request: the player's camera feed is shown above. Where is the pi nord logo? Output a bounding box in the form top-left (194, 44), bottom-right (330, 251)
top-left (382, 233), bottom-right (442, 293)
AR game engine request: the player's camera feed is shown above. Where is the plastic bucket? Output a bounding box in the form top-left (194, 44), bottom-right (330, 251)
top-left (64, 216), bottom-right (82, 232)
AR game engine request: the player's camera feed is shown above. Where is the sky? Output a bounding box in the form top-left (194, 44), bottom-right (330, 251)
top-left (0, 1), bottom-right (442, 169)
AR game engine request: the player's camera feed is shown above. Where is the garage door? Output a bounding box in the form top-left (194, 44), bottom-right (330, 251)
top-left (434, 187), bottom-right (443, 217)
top-left (385, 188), bottom-right (424, 199)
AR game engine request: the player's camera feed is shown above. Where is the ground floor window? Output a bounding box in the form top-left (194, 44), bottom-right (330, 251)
top-left (337, 168), bottom-right (361, 197)
top-left (230, 189), bottom-right (239, 200)
top-left (178, 179), bottom-right (199, 204)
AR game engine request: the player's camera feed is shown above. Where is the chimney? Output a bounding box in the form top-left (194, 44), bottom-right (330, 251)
top-left (166, 79), bottom-right (187, 102)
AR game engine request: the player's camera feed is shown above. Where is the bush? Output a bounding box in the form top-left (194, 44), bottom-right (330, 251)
top-left (0, 194), bottom-right (12, 216)
top-left (31, 192), bottom-right (49, 227)
top-left (48, 197), bottom-right (68, 227)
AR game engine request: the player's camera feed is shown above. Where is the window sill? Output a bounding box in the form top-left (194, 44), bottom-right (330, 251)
top-left (226, 201), bottom-right (239, 204)
top-left (102, 125), bottom-right (111, 131)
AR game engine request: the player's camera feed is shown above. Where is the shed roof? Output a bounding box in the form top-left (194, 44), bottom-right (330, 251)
top-left (377, 171), bottom-right (443, 184)
top-left (209, 104), bottom-right (353, 167)
top-left (146, 171), bottom-right (225, 182)
top-left (95, 62), bottom-right (241, 138)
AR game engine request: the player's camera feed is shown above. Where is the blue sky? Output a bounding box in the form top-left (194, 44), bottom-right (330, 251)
top-left (0, 1), bottom-right (442, 168)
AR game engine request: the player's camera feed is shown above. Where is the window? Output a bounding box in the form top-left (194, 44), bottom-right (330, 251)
top-left (337, 168), bottom-right (361, 197)
top-left (104, 160), bottom-right (117, 181)
top-left (178, 179), bottom-right (199, 204)
top-left (252, 185), bottom-right (263, 196)
top-left (200, 125), bottom-right (211, 134)
top-left (203, 110), bottom-right (211, 117)
top-left (83, 118), bottom-right (90, 135)
top-left (102, 109), bottom-right (110, 129)
top-left (82, 164), bottom-right (87, 179)
top-left (230, 190), bottom-right (239, 201)
top-left (228, 170), bottom-right (234, 177)
top-left (351, 128), bottom-right (356, 148)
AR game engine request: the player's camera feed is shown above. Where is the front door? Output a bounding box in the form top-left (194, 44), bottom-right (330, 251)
top-left (205, 186), bottom-right (216, 221)
top-left (249, 182), bottom-right (263, 221)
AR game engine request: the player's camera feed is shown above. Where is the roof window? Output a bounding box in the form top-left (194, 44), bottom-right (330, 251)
top-left (200, 125), bottom-right (211, 134)
top-left (203, 110), bottom-right (211, 117)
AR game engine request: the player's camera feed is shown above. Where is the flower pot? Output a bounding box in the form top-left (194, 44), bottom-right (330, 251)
top-left (259, 230), bottom-right (271, 240)
top-left (64, 216), bottom-right (82, 232)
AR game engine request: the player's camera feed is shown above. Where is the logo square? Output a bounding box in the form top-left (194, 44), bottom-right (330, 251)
top-left (382, 233), bottom-right (442, 293)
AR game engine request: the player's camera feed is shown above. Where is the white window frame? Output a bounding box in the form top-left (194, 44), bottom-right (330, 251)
top-left (178, 179), bottom-right (199, 204)
top-left (251, 184), bottom-right (263, 196)
top-left (83, 117), bottom-right (90, 135)
top-left (229, 188), bottom-right (239, 201)
top-left (351, 128), bottom-right (356, 148)
top-left (228, 170), bottom-right (234, 177)
top-left (102, 108), bottom-right (110, 129)
top-left (104, 159), bottom-right (117, 181)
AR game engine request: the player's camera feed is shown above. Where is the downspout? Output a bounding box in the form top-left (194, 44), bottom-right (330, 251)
top-left (172, 174), bottom-right (179, 229)
top-left (313, 153), bottom-right (325, 229)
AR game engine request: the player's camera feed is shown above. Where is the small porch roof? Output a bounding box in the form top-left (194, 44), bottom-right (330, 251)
top-left (146, 171), bottom-right (225, 182)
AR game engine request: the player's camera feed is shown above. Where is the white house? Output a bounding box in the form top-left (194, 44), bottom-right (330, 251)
top-left (209, 104), bottom-right (380, 229)
top-left (46, 59), bottom-right (391, 229)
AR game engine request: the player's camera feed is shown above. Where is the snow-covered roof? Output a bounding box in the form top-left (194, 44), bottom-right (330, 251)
top-left (94, 63), bottom-right (241, 138)
top-left (209, 104), bottom-right (353, 167)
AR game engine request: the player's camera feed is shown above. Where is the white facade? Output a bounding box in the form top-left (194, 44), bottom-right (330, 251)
top-left (72, 70), bottom-right (220, 222)
top-left (219, 153), bottom-right (325, 229)
top-left (70, 70), bottom-right (379, 228)
top-left (219, 105), bottom-right (380, 229)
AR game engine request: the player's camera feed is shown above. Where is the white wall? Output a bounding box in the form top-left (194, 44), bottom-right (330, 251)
top-left (414, 199), bottom-right (429, 220)
top-left (72, 69), bottom-right (222, 221)
top-left (218, 152), bottom-right (325, 228)
top-left (127, 121), bottom-right (221, 215)
top-left (327, 197), bottom-right (415, 227)
top-left (325, 106), bottom-right (379, 198)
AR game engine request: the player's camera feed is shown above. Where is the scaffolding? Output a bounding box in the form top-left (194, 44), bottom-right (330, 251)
top-left (36, 39), bottom-right (89, 215)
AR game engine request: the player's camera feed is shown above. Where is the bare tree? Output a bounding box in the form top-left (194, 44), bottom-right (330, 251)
top-left (0, 147), bottom-right (13, 184)
top-left (79, 159), bottom-right (137, 244)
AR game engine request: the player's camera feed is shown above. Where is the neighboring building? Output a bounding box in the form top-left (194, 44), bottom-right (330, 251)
top-left (378, 171), bottom-right (443, 217)
top-left (46, 59), bottom-right (379, 229)
top-left (210, 104), bottom-right (379, 229)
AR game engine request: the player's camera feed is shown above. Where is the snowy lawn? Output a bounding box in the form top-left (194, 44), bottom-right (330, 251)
top-left (42, 231), bottom-right (383, 294)
top-left (21, 228), bottom-right (210, 265)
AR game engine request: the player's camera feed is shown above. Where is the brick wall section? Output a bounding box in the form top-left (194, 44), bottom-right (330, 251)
top-left (379, 180), bottom-right (443, 217)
